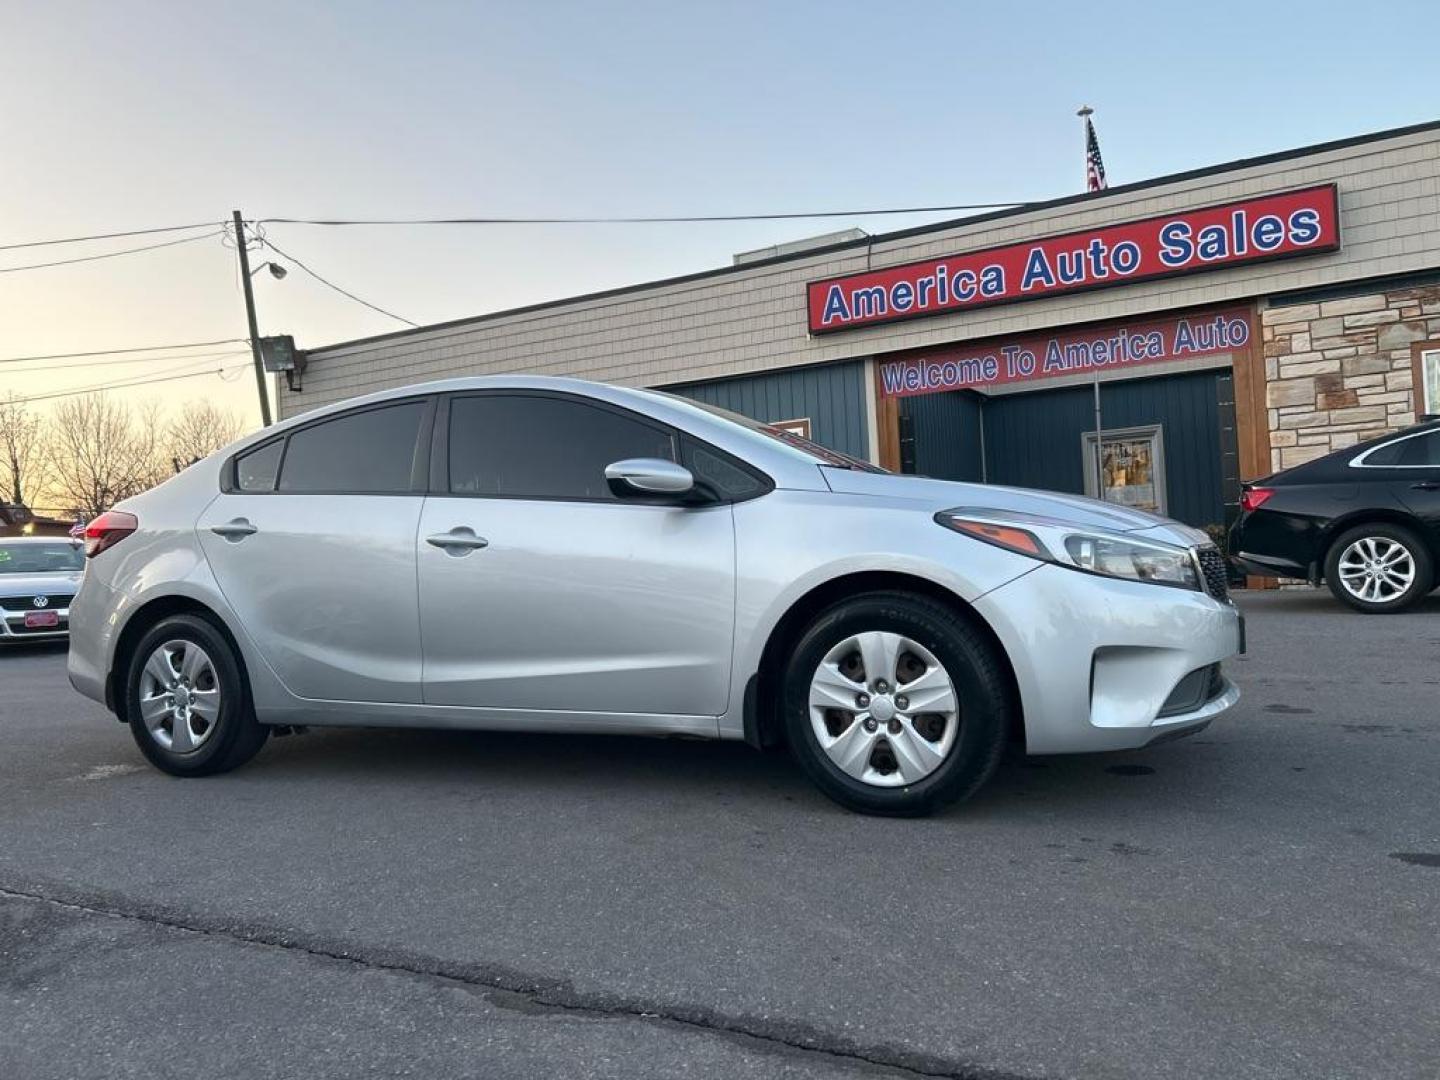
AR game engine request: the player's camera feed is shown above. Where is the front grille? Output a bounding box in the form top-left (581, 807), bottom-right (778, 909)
top-left (0, 594), bottom-right (74, 611)
top-left (1195, 547), bottom-right (1229, 603)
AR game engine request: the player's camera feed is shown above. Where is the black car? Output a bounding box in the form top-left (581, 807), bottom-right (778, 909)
top-left (1229, 419), bottom-right (1440, 613)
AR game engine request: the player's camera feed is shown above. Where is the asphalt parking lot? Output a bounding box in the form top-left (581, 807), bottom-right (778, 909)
top-left (2, 589), bottom-right (1438, 1080)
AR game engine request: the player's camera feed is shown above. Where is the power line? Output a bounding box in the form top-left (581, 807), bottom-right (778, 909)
top-left (4, 349), bottom-right (252, 375)
top-left (17, 354), bottom-right (229, 398)
top-left (258, 235), bottom-right (418, 327)
top-left (258, 202), bottom-right (1025, 227)
top-left (0, 230), bottom-right (224, 274)
top-left (0, 221), bottom-right (227, 253)
top-left (0, 338), bottom-right (248, 366)
top-left (8, 359), bottom-right (246, 405)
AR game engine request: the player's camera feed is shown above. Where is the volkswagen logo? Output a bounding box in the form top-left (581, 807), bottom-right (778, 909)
top-left (33, 596), bottom-right (49, 609)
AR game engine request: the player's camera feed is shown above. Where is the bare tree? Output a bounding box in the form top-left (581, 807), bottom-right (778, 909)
top-left (0, 394), bottom-right (53, 509)
top-left (163, 401), bottom-right (245, 472)
top-left (44, 394), bottom-right (167, 518)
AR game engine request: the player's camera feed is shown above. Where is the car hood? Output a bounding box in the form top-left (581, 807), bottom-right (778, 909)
top-left (820, 468), bottom-right (1210, 545)
top-left (0, 571), bottom-right (84, 599)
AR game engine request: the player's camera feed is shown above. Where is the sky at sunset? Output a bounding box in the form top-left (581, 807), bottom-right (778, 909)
top-left (4, 0), bottom-right (1437, 431)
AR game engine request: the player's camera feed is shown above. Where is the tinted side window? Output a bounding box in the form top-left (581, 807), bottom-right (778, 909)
top-left (279, 402), bottom-right (425, 494)
top-left (1394, 431), bottom-right (1440, 466)
top-left (449, 395), bottom-right (675, 500)
top-left (235, 440), bottom-right (283, 492)
top-left (1365, 431), bottom-right (1440, 467)
top-left (682, 440), bottom-right (767, 501)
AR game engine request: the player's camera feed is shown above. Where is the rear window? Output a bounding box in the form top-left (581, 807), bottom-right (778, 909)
top-left (278, 402), bottom-right (426, 494)
top-left (1361, 430), bottom-right (1440, 467)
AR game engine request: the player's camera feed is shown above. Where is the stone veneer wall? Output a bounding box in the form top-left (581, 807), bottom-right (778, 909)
top-left (1260, 284), bottom-right (1440, 470)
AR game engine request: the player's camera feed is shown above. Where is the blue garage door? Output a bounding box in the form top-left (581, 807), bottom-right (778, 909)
top-left (901, 369), bottom-right (1239, 531)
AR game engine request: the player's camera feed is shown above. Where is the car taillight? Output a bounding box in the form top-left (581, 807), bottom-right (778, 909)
top-left (1240, 487), bottom-right (1275, 513)
top-left (83, 511), bottom-right (138, 558)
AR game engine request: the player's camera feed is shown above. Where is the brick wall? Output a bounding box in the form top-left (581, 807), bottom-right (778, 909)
top-left (1261, 284), bottom-right (1439, 469)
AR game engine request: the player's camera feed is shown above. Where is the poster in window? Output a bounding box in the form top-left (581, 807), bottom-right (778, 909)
top-left (1083, 427), bottom-right (1165, 514)
top-left (1099, 436), bottom-right (1160, 512)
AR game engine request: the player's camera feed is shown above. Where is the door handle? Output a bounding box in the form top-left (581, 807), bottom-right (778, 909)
top-left (1411, 481), bottom-right (1440, 491)
top-left (425, 528), bottom-right (489, 554)
top-left (210, 518), bottom-right (257, 541)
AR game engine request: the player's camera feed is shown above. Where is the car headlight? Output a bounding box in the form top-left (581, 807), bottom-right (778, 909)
top-left (935, 508), bottom-right (1202, 592)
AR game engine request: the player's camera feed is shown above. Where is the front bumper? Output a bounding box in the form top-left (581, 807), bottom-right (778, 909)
top-left (974, 563), bottom-right (1243, 754)
top-left (0, 606), bottom-right (70, 642)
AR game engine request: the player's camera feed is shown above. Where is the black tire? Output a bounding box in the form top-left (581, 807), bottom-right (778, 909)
top-left (781, 592), bottom-right (1010, 816)
top-left (122, 613), bottom-right (269, 776)
top-left (1323, 523), bottom-right (1435, 614)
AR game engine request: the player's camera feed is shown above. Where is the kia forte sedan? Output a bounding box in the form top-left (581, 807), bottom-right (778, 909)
top-left (69, 377), bottom-right (1242, 815)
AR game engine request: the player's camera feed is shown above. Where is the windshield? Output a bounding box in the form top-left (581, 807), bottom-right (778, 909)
top-left (651, 393), bottom-right (889, 473)
top-left (0, 541), bottom-right (85, 574)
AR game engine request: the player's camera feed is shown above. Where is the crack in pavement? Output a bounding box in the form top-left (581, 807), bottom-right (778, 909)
top-left (0, 878), bottom-right (1045, 1080)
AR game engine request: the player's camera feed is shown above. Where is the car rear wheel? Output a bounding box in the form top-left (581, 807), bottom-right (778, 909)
top-left (782, 592), bottom-right (1010, 816)
top-left (123, 613), bottom-right (268, 775)
top-left (1324, 523), bottom-right (1434, 613)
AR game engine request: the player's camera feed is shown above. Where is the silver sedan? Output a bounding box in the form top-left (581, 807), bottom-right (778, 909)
top-left (68, 376), bottom-right (1242, 815)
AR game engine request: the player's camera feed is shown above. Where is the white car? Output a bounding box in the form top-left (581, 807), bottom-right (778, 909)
top-left (68, 377), bottom-right (1242, 815)
top-left (1, 536), bottom-right (84, 643)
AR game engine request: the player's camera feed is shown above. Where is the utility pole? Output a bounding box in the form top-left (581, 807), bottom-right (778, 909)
top-left (232, 210), bottom-right (272, 427)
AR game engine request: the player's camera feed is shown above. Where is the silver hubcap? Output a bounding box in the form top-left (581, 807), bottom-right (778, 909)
top-left (138, 640), bottom-right (221, 754)
top-left (1338, 537), bottom-right (1415, 603)
top-left (809, 631), bottom-right (959, 788)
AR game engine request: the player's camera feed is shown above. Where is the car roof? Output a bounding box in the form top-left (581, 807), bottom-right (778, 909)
top-left (1273, 418), bottom-right (1440, 483)
top-left (232, 375), bottom-right (834, 491)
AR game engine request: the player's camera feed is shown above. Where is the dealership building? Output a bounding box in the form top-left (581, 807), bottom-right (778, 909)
top-left (277, 121), bottom-right (1440, 538)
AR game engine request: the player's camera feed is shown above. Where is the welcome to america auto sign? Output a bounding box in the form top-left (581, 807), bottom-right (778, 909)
top-left (807, 185), bottom-right (1340, 334)
top-left (877, 306), bottom-right (1253, 398)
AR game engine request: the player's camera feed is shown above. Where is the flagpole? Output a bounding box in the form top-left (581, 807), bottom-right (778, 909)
top-left (1077, 105), bottom-right (1105, 502)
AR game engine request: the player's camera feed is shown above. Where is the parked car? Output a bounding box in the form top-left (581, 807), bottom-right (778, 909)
top-left (0, 536), bottom-right (84, 643)
top-left (68, 377), bottom-right (1242, 815)
top-left (1230, 419), bottom-right (1440, 613)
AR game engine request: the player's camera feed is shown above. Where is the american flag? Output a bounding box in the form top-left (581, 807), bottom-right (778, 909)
top-left (69, 519), bottom-right (86, 538)
top-left (1085, 116), bottom-right (1107, 192)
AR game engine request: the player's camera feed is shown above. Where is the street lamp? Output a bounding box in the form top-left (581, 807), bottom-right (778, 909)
top-left (250, 261), bottom-right (288, 280)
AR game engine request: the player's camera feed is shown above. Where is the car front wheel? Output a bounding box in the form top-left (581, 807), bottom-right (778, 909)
top-left (782, 592), bottom-right (1011, 816)
top-left (123, 613), bottom-right (269, 775)
top-left (1324, 523), bottom-right (1435, 613)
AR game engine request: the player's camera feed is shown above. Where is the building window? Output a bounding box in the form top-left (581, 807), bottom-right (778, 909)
top-left (770, 417), bottom-right (812, 439)
top-left (1082, 425), bottom-right (1167, 514)
top-left (1413, 343), bottom-right (1440, 419)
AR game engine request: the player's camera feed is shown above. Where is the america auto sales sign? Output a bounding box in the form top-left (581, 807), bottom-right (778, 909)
top-left (807, 185), bottom-right (1339, 334)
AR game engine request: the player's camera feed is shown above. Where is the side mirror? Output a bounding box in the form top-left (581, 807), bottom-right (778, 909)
top-left (604, 458), bottom-right (696, 499)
